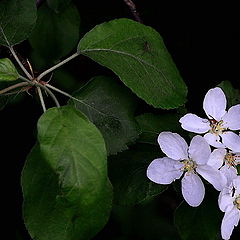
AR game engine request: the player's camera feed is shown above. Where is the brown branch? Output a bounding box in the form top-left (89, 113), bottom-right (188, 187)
top-left (123, 0), bottom-right (143, 23)
top-left (0, 82), bottom-right (30, 95)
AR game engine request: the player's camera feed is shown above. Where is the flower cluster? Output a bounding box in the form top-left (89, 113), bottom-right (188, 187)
top-left (147, 87), bottom-right (240, 240)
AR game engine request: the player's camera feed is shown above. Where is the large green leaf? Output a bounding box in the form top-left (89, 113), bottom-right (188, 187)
top-left (47, 0), bottom-right (72, 12)
top-left (22, 106), bottom-right (112, 240)
top-left (71, 76), bottom-right (140, 155)
top-left (78, 18), bottom-right (187, 109)
top-left (109, 144), bottom-right (167, 206)
top-left (174, 195), bottom-right (222, 240)
top-left (136, 113), bottom-right (186, 145)
top-left (29, 3), bottom-right (80, 69)
top-left (0, 0), bottom-right (37, 46)
top-left (0, 58), bottom-right (19, 82)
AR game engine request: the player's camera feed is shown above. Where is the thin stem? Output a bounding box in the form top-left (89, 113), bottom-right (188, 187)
top-left (123, 0), bottom-right (143, 23)
top-left (37, 52), bottom-right (79, 80)
top-left (37, 87), bottom-right (46, 112)
top-left (9, 47), bottom-right (33, 80)
top-left (19, 75), bottom-right (60, 108)
top-left (0, 82), bottom-right (29, 94)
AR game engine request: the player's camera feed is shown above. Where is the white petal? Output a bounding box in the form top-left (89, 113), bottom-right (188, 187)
top-left (218, 190), bottom-right (234, 212)
top-left (196, 165), bottom-right (226, 191)
top-left (233, 176), bottom-right (240, 195)
top-left (188, 135), bottom-right (211, 165)
top-left (221, 206), bottom-right (240, 240)
top-left (208, 148), bottom-right (226, 170)
top-left (147, 157), bottom-right (183, 184)
top-left (181, 172), bottom-right (205, 207)
top-left (220, 165), bottom-right (238, 186)
top-left (179, 113), bottom-right (210, 133)
top-left (158, 132), bottom-right (188, 160)
top-left (204, 132), bottom-right (225, 148)
top-left (222, 104), bottom-right (240, 130)
top-left (221, 131), bottom-right (240, 152)
top-left (203, 87), bottom-right (227, 121)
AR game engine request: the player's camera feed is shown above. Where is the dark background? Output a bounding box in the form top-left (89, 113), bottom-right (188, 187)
top-left (0, 0), bottom-right (239, 239)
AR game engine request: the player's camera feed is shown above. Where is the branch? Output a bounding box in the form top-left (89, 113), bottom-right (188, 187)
top-left (37, 87), bottom-right (46, 112)
top-left (123, 0), bottom-right (143, 23)
top-left (37, 52), bottom-right (79, 80)
top-left (0, 82), bottom-right (29, 95)
top-left (9, 47), bottom-right (33, 80)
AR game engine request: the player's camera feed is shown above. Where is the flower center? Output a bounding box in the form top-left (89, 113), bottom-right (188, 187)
top-left (209, 119), bottom-right (226, 135)
top-left (181, 159), bottom-right (196, 172)
top-left (234, 195), bottom-right (240, 210)
top-left (225, 153), bottom-right (240, 168)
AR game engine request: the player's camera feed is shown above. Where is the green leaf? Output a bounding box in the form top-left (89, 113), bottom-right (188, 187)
top-left (0, 0), bottom-right (37, 46)
top-left (218, 80), bottom-right (240, 107)
top-left (109, 144), bottom-right (167, 206)
top-left (29, 3), bottom-right (80, 69)
top-left (136, 113), bottom-right (186, 145)
top-left (70, 76), bottom-right (140, 155)
top-left (0, 58), bottom-right (19, 82)
top-left (78, 18), bottom-right (187, 109)
top-left (47, 0), bottom-right (72, 13)
top-left (22, 106), bottom-right (112, 240)
top-left (174, 196), bottom-right (222, 240)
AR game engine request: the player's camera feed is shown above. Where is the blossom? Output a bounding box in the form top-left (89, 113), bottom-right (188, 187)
top-left (208, 149), bottom-right (239, 183)
top-left (179, 87), bottom-right (240, 151)
top-left (147, 132), bottom-right (225, 207)
top-left (218, 176), bottom-right (240, 240)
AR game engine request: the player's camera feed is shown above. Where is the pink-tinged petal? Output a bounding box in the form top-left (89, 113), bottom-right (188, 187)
top-left (208, 148), bottom-right (226, 170)
top-left (196, 165), bottom-right (227, 191)
top-left (204, 132), bottom-right (225, 148)
top-left (222, 104), bottom-right (240, 130)
top-left (158, 132), bottom-right (188, 160)
top-left (221, 131), bottom-right (240, 152)
top-left (181, 172), bottom-right (205, 207)
top-left (179, 113), bottom-right (210, 133)
top-left (220, 165), bottom-right (238, 186)
top-left (203, 87), bottom-right (227, 121)
top-left (188, 135), bottom-right (211, 165)
top-left (147, 157), bottom-right (183, 184)
top-left (218, 190), bottom-right (234, 212)
top-left (221, 206), bottom-right (240, 240)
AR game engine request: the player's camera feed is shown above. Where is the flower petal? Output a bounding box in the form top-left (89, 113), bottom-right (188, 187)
top-left (207, 148), bottom-right (226, 170)
top-left (221, 131), bottom-right (240, 152)
top-left (158, 132), bottom-right (188, 160)
top-left (204, 132), bottom-right (225, 148)
top-left (220, 165), bottom-right (238, 186)
top-left (203, 87), bottom-right (227, 121)
top-left (188, 135), bottom-right (211, 165)
top-left (221, 206), bottom-right (240, 240)
top-left (147, 157), bottom-right (183, 184)
top-left (222, 104), bottom-right (240, 130)
top-left (196, 165), bottom-right (227, 191)
top-left (181, 172), bottom-right (205, 207)
top-left (218, 189), bottom-right (234, 212)
top-left (179, 113), bottom-right (210, 133)
top-left (233, 176), bottom-right (240, 195)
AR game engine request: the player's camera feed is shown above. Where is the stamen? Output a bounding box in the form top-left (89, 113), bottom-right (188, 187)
top-left (181, 159), bottom-right (197, 172)
top-left (234, 195), bottom-right (240, 210)
top-left (225, 152), bottom-right (240, 168)
top-left (209, 119), bottom-right (226, 135)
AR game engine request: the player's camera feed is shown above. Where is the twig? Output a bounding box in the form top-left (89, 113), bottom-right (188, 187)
top-left (0, 82), bottom-right (29, 95)
top-left (37, 52), bottom-right (79, 80)
top-left (9, 47), bottom-right (33, 80)
top-left (18, 75), bottom-right (60, 108)
top-left (123, 0), bottom-right (143, 23)
top-left (37, 87), bottom-right (46, 112)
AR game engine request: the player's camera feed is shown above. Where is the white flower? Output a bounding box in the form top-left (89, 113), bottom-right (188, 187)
top-left (147, 132), bottom-right (225, 207)
top-left (208, 149), bottom-right (239, 184)
top-left (218, 176), bottom-right (240, 240)
top-left (179, 87), bottom-right (240, 151)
